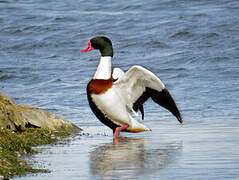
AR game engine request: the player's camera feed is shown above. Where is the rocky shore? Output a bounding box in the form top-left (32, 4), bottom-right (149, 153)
top-left (0, 93), bottom-right (81, 179)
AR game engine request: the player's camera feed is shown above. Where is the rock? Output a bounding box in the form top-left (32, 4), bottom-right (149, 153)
top-left (20, 107), bottom-right (81, 134)
top-left (0, 93), bottom-right (81, 134)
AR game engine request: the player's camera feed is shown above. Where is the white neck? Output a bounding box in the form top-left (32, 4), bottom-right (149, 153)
top-left (93, 56), bottom-right (112, 79)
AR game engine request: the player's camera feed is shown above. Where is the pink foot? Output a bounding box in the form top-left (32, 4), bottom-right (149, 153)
top-left (113, 124), bottom-right (129, 143)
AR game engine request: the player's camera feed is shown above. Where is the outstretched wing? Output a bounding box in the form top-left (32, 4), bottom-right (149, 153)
top-left (114, 65), bottom-right (182, 123)
top-left (113, 67), bottom-right (145, 119)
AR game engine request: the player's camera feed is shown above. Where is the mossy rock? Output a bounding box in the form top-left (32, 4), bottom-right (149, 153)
top-left (0, 93), bottom-right (81, 134)
top-left (0, 93), bottom-right (25, 130)
top-left (0, 93), bottom-right (82, 178)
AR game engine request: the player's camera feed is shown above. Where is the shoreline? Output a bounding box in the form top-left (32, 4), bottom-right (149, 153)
top-left (0, 93), bottom-right (81, 179)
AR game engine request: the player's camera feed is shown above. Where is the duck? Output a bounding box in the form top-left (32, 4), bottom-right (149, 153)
top-left (82, 36), bottom-right (182, 141)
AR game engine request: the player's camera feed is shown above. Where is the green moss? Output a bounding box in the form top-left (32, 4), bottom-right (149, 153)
top-left (0, 128), bottom-right (70, 178)
top-left (0, 93), bottom-right (78, 178)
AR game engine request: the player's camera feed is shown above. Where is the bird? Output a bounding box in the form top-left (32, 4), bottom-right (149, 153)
top-left (82, 36), bottom-right (182, 141)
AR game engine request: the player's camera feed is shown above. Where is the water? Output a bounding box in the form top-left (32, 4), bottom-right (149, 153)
top-left (0, 0), bottom-right (239, 179)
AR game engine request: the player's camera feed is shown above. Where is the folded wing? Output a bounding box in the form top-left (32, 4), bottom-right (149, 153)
top-left (114, 65), bottom-right (182, 123)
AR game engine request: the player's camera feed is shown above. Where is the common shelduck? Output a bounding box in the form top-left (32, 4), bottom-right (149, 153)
top-left (82, 36), bottom-right (182, 141)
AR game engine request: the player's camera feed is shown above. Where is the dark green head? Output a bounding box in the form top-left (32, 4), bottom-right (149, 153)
top-left (82, 36), bottom-right (114, 57)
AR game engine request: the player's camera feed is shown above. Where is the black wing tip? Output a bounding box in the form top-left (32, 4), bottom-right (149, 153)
top-left (150, 88), bottom-right (183, 124)
top-left (171, 106), bottom-right (183, 124)
top-left (160, 88), bottom-right (183, 124)
top-left (132, 87), bottom-right (183, 124)
top-left (176, 113), bottom-right (183, 124)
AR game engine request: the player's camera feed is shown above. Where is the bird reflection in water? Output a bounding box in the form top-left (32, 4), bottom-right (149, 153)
top-left (90, 137), bottom-right (182, 179)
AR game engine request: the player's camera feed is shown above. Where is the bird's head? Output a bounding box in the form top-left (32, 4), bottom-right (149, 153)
top-left (82, 36), bottom-right (114, 57)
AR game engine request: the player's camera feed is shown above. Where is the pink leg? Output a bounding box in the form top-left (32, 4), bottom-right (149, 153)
top-left (114, 124), bottom-right (129, 140)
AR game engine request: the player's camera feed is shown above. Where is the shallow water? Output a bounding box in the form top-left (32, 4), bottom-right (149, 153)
top-left (0, 0), bottom-right (239, 179)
